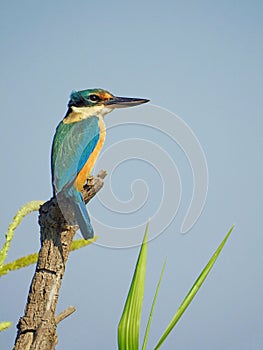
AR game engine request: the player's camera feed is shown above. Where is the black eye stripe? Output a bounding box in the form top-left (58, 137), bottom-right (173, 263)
top-left (89, 94), bottom-right (100, 102)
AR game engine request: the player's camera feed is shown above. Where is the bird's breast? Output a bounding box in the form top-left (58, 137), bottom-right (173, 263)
top-left (74, 116), bottom-right (106, 191)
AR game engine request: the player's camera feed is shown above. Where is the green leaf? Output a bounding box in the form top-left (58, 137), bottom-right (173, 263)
top-left (142, 258), bottom-right (167, 350)
top-left (0, 322), bottom-right (12, 332)
top-left (154, 225), bottom-right (235, 350)
top-left (118, 224), bottom-right (149, 350)
top-left (70, 236), bottom-right (97, 251)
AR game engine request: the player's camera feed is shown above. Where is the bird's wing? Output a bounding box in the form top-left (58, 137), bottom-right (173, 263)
top-left (51, 116), bottom-right (100, 193)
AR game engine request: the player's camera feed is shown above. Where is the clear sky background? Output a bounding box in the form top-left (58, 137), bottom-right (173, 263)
top-left (0, 1), bottom-right (262, 349)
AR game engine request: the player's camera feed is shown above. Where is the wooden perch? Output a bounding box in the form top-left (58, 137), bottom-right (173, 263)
top-left (13, 170), bottom-right (107, 350)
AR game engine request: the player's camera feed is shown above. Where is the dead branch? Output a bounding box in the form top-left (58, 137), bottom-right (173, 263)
top-left (13, 170), bottom-right (107, 350)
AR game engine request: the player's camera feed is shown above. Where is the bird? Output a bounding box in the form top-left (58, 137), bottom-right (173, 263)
top-left (51, 88), bottom-right (149, 239)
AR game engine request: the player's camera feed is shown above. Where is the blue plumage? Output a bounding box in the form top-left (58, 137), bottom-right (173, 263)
top-left (51, 115), bottom-right (100, 239)
top-left (66, 186), bottom-right (94, 239)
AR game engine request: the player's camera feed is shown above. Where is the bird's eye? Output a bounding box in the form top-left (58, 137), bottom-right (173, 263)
top-left (89, 94), bottom-right (100, 102)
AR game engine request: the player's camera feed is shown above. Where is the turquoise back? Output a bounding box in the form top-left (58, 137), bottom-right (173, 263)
top-left (51, 116), bottom-right (100, 193)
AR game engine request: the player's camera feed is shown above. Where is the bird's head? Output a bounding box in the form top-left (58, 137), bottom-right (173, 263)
top-left (67, 88), bottom-right (149, 118)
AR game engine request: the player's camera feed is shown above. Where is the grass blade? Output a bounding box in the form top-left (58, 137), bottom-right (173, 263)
top-left (154, 225), bottom-right (235, 349)
top-left (118, 224), bottom-right (149, 350)
top-left (142, 258), bottom-right (167, 350)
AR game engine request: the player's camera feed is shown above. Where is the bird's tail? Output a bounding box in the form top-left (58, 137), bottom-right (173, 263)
top-left (65, 186), bottom-right (94, 240)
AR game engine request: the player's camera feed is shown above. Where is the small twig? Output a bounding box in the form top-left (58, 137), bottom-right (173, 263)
top-left (82, 170), bottom-right (107, 203)
top-left (55, 306), bottom-right (76, 325)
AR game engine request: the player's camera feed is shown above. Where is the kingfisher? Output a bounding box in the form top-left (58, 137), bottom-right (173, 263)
top-left (51, 88), bottom-right (149, 239)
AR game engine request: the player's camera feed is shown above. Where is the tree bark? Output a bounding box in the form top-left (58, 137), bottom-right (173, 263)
top-left (13, 171), bottom-right (106, 350)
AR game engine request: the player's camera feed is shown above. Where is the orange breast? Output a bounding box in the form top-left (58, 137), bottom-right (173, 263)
top-left (74, 117), bottom-right (106, 191)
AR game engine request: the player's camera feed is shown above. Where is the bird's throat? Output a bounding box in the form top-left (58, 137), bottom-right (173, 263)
top-left (63, 105), bottom-right (113, 124)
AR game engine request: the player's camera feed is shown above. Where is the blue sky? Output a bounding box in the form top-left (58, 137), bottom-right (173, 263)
top-left (0, 1), bottom-right (262, 349)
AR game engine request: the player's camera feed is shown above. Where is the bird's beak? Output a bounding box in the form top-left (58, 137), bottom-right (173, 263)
top-left (104, 96), bottom-right (150, 108)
